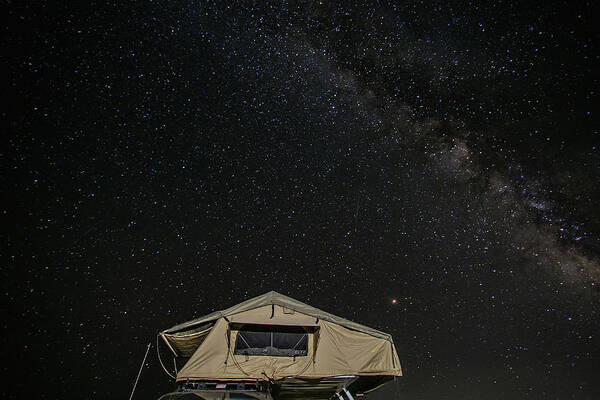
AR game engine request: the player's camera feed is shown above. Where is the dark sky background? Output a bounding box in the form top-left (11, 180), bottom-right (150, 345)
top-left (3, 1), bottom-right (599, 399)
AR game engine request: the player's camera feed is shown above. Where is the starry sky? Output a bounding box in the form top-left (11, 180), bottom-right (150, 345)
top-left (3, 1), bottom-right (599, 399)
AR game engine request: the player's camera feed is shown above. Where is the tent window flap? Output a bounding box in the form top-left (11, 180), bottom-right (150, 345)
top-left (234, 325), bottom-right (308, 357)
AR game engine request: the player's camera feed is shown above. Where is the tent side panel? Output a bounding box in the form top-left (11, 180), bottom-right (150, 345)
top-left (176, 316), bottom-right (401, 381)
top-left (176, 318), bottom-right (230, 380)
top-left (310, 320), bottom-right (401, 377)
top-left (176, 309), bottom-right (319, 381)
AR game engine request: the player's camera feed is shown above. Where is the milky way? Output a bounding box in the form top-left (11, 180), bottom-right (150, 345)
top-left (3, 1), bottom-right (599, 399)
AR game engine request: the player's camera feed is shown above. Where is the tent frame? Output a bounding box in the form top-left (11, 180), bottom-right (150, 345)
top-left (157, 376), bottom-right (359, 400)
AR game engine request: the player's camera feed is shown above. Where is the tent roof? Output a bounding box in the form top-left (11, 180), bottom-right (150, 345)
top-left (162, 291), bottom-right (393, 342)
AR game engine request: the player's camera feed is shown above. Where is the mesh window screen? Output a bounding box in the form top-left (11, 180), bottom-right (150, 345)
top-left (234, 325), bottom-right (308, 357)
top-left (273, 331), bottom-right (308, 350)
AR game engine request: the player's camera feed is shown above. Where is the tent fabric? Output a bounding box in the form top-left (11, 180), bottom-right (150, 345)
top-left (162, 291), bottom-right (392, 342)
top-left (160, 292), bottom-right (402, 383)
top-left (161, 322), bottom-right (215, 357)
top-left (228, 305), bottom-right (318, 327)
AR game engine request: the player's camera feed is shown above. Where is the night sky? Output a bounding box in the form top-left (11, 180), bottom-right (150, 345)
top-left (3, 1), bottom-right (599, 399)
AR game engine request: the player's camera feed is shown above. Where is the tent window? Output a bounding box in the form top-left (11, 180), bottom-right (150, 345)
top-left (234, 325), bottom-right (308, 357)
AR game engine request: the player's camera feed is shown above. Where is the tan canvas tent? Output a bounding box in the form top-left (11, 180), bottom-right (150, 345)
top-left (159, 291), bottom-right (402, 398)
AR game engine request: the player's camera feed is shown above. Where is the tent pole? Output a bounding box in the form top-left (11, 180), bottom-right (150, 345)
top-left (128, 342), bottom-right (151, 400)
top-left (156, 335), bottom-right (176, 379)
top-left (159, 332), bottom-right (177, 356)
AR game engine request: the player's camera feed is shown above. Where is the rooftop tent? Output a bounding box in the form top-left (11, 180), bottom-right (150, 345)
top-left (160, 291), bottom-right (402, 398)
